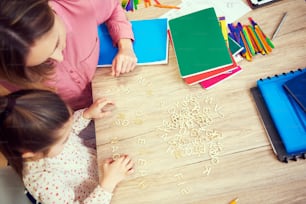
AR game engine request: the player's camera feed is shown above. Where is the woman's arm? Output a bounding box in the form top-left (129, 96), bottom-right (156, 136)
top-left (90, 0), bottom-right (137, 76)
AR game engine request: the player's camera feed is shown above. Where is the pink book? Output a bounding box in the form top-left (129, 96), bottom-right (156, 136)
top-left (200, 66), bottom-right (242, 89)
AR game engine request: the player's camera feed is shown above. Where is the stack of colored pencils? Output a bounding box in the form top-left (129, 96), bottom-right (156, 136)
top-left (228, 18), bottom-right (274, 61)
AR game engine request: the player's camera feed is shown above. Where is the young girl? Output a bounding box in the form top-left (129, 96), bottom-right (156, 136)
top-left (0, 0), bottom-right (137, 110)
top-left (0, 89), bottom-right (135, 203)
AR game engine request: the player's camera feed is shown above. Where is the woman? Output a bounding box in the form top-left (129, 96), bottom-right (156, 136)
top-left (0, 0), bottom-right (137, 110)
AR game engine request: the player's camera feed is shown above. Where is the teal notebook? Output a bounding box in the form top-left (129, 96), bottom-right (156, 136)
top-left (228, 36), bottom-right (243, 56)
top-left (97, 18), bottom-right (168, 67)
top-left (168, 7), bottom-right (232, 78)
top-left (257, 69), bottom-right (306, 155)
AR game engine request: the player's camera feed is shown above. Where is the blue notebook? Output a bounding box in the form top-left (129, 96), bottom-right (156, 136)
top-left (283, 72), bottom-right (306, 112)
top-left (97, 18), bottom-right (168, 67)
top-left (257, 69), bottom-right (306, 155)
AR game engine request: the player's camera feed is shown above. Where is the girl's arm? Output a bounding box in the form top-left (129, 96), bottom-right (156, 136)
top-left (71, 109), bottom-right (92, 136)
top-left (24, 155), bottom-right (134, 204)
top-left (71, 97), bottom-right (115, 136)
top-left (82, 97), bottom-right (115, 120)
top-left (99, 155), bottom-right (135, 193)
top-left (24, 172), bottom-right (113, 204)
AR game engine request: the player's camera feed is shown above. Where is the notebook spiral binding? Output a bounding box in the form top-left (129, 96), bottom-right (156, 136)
top-left (251, 68), bottom-right (306, 163)
top-left (260, 69), bottom-right (303, 81)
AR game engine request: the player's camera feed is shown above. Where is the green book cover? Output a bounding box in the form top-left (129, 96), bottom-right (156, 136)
top-left (169, 7), bottom-right (233, 78)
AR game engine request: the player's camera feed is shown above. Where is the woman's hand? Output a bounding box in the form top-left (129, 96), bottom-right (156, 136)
top-left (112, 39), bottom-right (137, 77)
top-left (83, 97), bottom-right (115, 119)
top-left (100, 155), bottom-right (135, 193)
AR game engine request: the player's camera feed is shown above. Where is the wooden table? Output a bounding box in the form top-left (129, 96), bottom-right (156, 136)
top-left (92, 0), bottom-right (306, 203)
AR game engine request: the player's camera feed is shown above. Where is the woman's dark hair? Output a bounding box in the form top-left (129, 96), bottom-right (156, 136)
top-left (0, 0), bottom-right (55, 86)
top-left (0, 89), bottom-right (71, 177)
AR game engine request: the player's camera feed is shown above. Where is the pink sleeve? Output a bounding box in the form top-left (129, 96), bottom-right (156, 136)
top-left (90, 0), bottom-right (134, 44)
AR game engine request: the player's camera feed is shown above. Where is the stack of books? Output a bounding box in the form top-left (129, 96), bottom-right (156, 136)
top-left (251, 68), bottom-right (306, 162)
top-left (168, 7), bottom-right (242, 89)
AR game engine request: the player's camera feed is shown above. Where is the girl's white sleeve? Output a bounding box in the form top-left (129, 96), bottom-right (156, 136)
top-left (71, 109), bottom-right (91, 135)
top-left (84, 186), bottom-right (113, 204)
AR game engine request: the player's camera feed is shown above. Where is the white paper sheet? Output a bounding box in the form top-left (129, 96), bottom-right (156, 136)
top-left (160, 0), bottom-right (251, 23)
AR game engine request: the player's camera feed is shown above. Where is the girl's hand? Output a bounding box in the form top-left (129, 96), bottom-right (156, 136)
top-left (83, 97), bottom-right (115, 119)
top-left (112, 39), bottom-right (137, 77)
top-left (100, 155), bottom-right (135, 193)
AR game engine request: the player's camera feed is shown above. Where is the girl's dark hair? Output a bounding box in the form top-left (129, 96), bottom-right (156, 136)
top-left (0, 89), bottom-right (71, 177)
top-left (0, 0), bottom-right (55, 86)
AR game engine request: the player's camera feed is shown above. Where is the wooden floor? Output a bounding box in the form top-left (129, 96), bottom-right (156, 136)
top-left (92, 0), bottom-right (306, 204)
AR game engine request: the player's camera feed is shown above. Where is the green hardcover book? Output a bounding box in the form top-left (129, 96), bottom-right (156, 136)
top-left (169, 7), bottom-right (233, 78)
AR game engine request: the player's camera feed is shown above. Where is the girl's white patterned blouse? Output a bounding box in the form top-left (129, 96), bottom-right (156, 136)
top-left (23, 109), bottom-right (112, 204)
